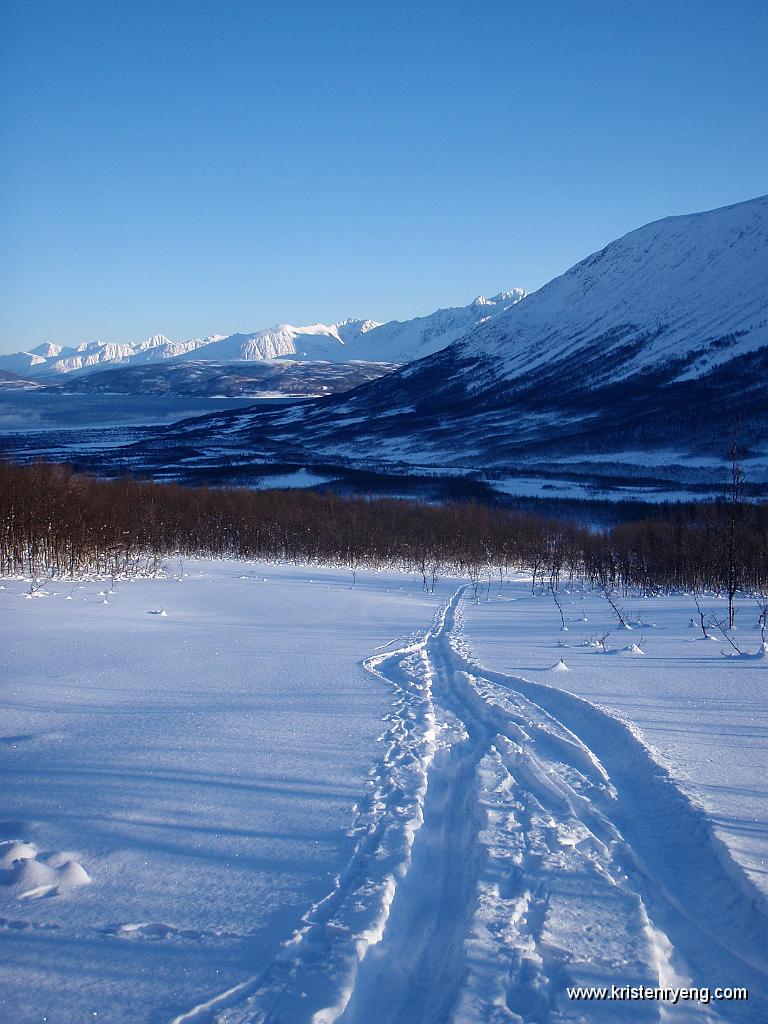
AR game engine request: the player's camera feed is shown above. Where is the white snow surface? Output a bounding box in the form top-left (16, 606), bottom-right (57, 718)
top-left (0, 561), bottom-right (442, 1024)
top-left (2, 564), bottom-right (767, 1023)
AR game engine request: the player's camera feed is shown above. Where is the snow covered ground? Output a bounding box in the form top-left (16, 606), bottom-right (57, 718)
top-left (456, 583), bottom-right (768, 1023)
top-left (0, 561), bottom-right (442, 1024)
top-left (2, 564), bottom-right (767, 1022)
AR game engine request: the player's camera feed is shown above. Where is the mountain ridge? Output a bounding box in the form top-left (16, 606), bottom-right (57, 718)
top-left (0, 290), bottom-right (526, 378)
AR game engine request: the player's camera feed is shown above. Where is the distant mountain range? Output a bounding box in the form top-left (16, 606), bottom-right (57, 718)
top-left (0, 290), bottom-right (527, 396)
top-left (4, 197), bottom-right (767, 506)
top-left (57, 194), bottom-right (768, 503)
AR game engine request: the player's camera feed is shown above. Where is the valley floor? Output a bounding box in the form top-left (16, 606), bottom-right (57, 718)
top-left (1, 562), bottom-right (766, 1022)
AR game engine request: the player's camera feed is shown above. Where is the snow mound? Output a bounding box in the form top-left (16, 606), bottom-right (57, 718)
top-left (0, 841), bottom-right (37, 868)
top-left (56, 860), bottom-right (92, 889)
top-left (1, 839), bottom-right (91, 899)
top-left (723, 642), bottom-right (768, 661)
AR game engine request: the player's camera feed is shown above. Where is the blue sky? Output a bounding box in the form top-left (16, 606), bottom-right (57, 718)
top-left (2, 0), bottom-right (766, 353)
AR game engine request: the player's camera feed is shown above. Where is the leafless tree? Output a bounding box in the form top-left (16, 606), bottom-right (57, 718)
top-left (603, 589), bottom-right (631, 629)
top-left (693, 593), bottom-right (712, 640)
top-left (709, 613), bottom-right (743, 655)
top-left (2, 459), bottom-right (768, 600)
top-left (550, 579), bottom-right (566, 630)
top-left (757, 596), bottom-right (768, 645)
top-left (725, 442), bottom-right (746, 628)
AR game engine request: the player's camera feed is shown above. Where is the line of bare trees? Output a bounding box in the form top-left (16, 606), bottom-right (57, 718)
top-left (1, 461), bottom-right (767, 597)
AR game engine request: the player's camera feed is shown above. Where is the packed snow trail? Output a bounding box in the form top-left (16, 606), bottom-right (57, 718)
top-left (339, 589), bottom-right (492, 1024)
top-left (173, 587), bottom-right (767, 1023)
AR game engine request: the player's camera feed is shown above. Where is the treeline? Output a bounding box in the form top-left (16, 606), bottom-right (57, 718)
top-left (1, 460), bottom-right (767, 595)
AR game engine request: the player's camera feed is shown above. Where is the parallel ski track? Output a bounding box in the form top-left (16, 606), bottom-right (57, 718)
top-left (170, 586), bottom-right (768, 1024)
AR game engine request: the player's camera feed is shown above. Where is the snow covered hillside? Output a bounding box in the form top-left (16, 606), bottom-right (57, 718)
top-left (97, 195), bottom-right (767, 500)
top-left (0, 291), bottom-right (526, 380)
top-left (2, 563), bottom-right (767, 1022)
top-left (463, 196), bottom-right (768, 382)
top-left (347, 290), bottom-right (527, 364)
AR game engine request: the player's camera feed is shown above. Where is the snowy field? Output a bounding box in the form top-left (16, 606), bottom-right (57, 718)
top-left (0, 561), bottom-right (442, 1024)
top-left (2, 562), bottom-right (767, 1023)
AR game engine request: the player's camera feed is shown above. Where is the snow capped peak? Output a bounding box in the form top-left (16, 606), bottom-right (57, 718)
top-left (334, 317), bottom-right (382, 334)
top-left (490, 288), bottom-right (527, 303)
top-left (333, 318), bottom-right (383, 345)
top-left (335, 317), bottom-right (371, 329)
top-left (139, 334), bottom-right (174, 349)
top-left (472, 289), bottom-right (526, 308)
top-left (184, 334), bottom-right (227, 347)
top-left (28, 342), bottom-right (63, 357)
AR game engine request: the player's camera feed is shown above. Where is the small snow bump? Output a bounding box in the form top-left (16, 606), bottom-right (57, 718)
top-left (0, 840), bottom-right (37, 869)
top-left (56, 860), bottom-right (92, 889)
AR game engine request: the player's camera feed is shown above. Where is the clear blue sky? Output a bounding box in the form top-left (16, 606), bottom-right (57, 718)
top-left (2, 0), bottom-right (766, 353)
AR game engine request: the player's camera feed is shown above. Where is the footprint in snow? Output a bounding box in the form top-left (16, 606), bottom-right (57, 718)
top-left (0, 915), bottom-right (60, 932)
top-left (102, 921), bottom-right (242, 941)
top-left (0, 734), bottom-right (35, 747)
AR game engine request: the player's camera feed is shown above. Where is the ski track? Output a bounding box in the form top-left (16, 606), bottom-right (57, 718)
top-left (170, 587), bottom-right (767, 1024)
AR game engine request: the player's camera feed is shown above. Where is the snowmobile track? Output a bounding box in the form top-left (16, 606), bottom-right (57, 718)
top-left (172, 586), bottom-right (768, 1024)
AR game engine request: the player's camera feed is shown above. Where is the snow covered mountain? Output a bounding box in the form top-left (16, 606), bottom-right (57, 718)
top-left (348, 290), bottom-right (526, 363)
top-left (0, 335), bottom-right (222, 376)
top-left (92, 195), bottom-right (768, 501)
top-left (0, 291), bottom-right (526, 380)
top-left (181, 320), bottom-right (380, 363)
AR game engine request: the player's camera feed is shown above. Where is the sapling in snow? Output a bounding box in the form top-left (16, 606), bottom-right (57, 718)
top-left (549, 579), bottom-right (567, 630)
top-left (709, 613), bottom-right (743, 655)
top-left (757, 596), bottom-right (768, 645)
top-left (693, 593), bottom-right (713, 640)
top-left (603, 589), bottom-right (632, 629)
